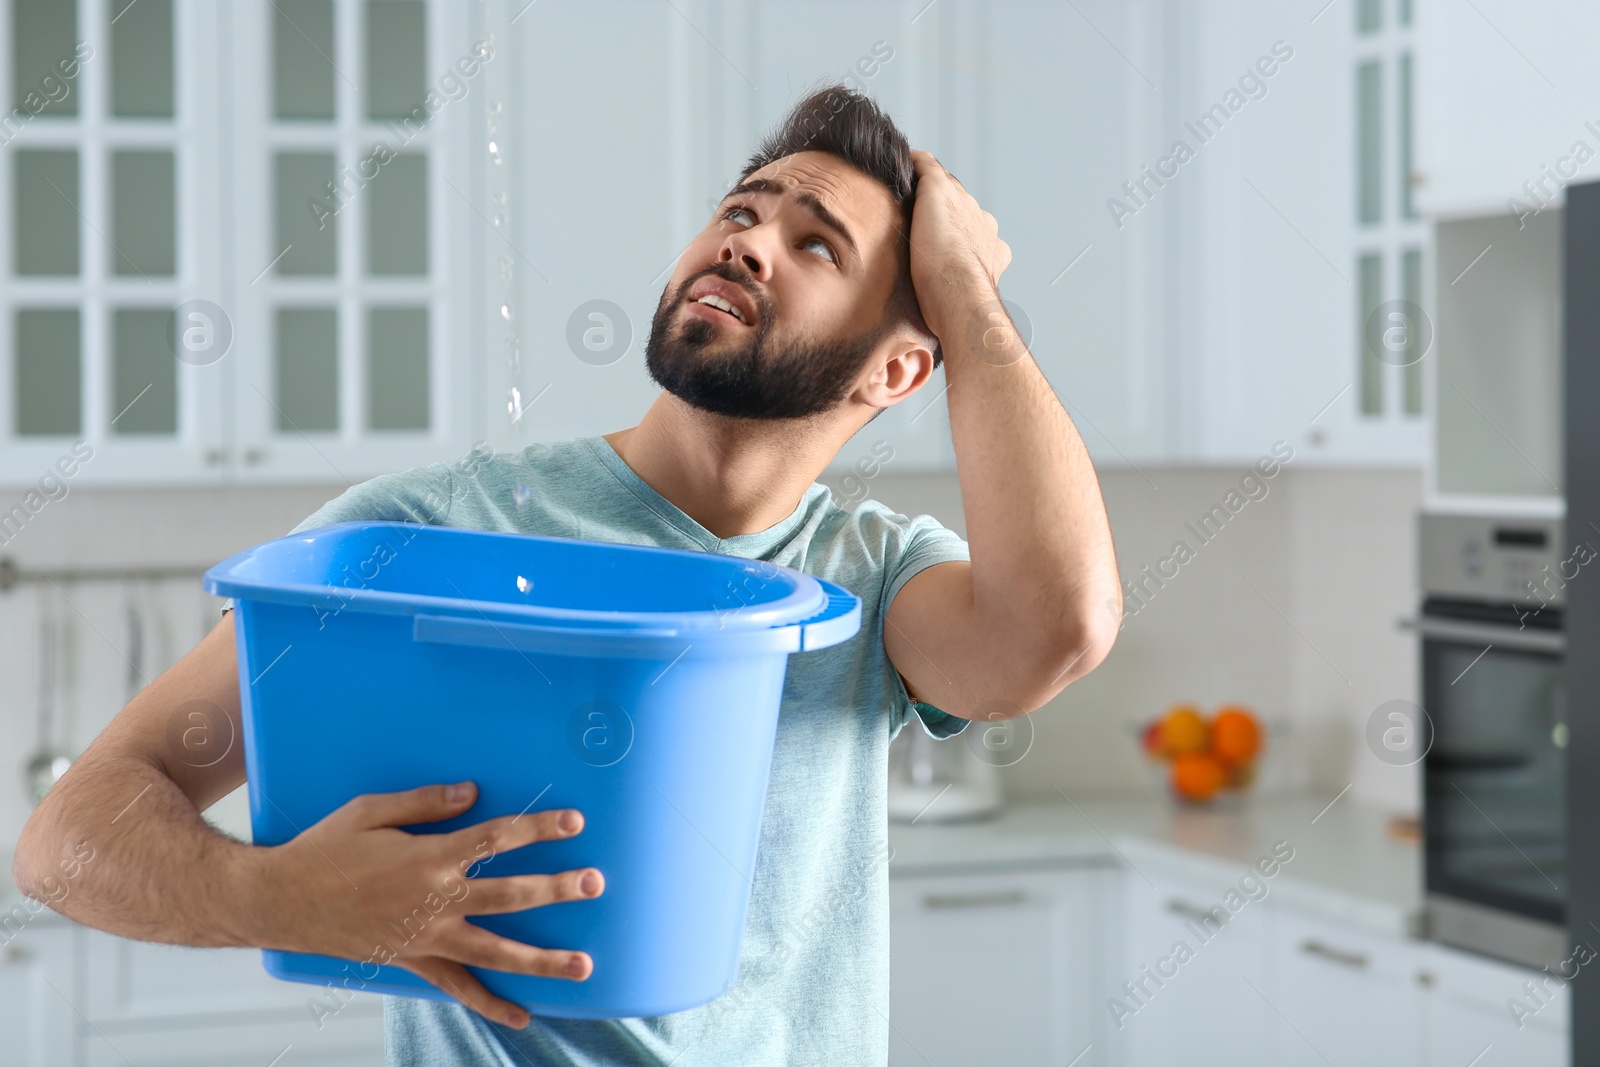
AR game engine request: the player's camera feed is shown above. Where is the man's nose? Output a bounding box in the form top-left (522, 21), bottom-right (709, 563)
top-left (720, 230), bottom-right (771, 280)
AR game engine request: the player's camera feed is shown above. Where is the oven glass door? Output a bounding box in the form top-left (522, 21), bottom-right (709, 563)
top-left (1423, 629), bottom-right (1565, 925)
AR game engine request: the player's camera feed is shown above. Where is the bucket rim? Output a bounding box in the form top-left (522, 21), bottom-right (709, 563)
top-left (202, 520), bottom-right (832, 634)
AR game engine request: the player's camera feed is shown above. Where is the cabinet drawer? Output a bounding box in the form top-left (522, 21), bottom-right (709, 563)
top-left (889, 867), bottom-right (1110, 1067)
top-left (81, 931), bottom-right (383, 1027)
top-left (1270, 908), bottom-right (1425, 1067)
top-left (83, 1012), bottom-right (386, 1067)
top-left (1419, 940), bottom-right (1568, 1067)
top-left (1110, 869), bottom-right (1275, 1067)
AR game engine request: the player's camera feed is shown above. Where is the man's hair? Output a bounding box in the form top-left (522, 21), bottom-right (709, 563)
top-left (738, 84), bottom-right (940, 369)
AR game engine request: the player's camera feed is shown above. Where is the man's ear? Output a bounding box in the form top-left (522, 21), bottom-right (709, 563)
top-left (855, 332), bottom-right (937, 411)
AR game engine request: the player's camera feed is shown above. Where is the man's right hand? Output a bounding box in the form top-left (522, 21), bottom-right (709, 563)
top-left (243, 780), bottom-right (603, 1030)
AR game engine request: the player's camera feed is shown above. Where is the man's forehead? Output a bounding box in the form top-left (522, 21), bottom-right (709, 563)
top-left (745, 152), bottom-right (894, 224)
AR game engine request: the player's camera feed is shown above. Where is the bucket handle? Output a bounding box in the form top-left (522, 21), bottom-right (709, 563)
top-left (797, 580), bottom-right (862, 651)
top-left (412, 613), bottom-right (680, 653)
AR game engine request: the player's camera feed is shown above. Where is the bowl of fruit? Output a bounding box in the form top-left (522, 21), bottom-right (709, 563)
top-left (1139, 703), bottom-right (1264, 805)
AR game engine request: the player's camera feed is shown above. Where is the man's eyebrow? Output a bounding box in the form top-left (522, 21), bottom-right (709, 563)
top-left (722, 178), bottom-right (860, 263)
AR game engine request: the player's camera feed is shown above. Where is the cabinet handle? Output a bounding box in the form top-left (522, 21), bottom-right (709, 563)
top-left (1301, 939), bottom-right (1369, 969)
top-left (3, 945), bottom-right (35, 965)
top-left (1167, 899), bottom-right (1227, 926)
top-left (202, 448), bottom-right (225, 466)
top-left (922, 889), bottom-right (1027, 910)
top-left (243, 447), bottom-right (265, 466)
top-left (1416, 970), bottom-right (1436, 988)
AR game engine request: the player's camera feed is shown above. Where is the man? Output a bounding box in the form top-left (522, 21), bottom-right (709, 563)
top-left (13, 86), bottom-right (1120, 1064)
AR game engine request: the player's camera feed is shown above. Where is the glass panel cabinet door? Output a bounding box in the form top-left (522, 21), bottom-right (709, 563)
top-left (227, 0), bottom-right (476, 485)
top-left (2, 0), bottom-right (474, 490)
top-left (0, 0), bottom-right (227, 488)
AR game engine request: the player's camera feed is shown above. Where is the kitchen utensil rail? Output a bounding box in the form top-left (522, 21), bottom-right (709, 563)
top-left (0, 557), bottom-right (210, 592)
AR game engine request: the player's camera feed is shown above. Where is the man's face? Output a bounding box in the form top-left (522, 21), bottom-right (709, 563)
top-left (645, 150), bottom-right (907, 420)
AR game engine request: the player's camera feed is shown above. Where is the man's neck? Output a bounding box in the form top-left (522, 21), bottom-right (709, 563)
top-left (603, 399), bottom-right (853, 540)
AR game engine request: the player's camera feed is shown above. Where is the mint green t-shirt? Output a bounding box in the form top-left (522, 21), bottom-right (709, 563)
top-left (231, 435), bottom-right (971, 1066)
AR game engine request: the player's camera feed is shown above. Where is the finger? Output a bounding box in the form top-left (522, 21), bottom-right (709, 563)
top-left (909, 149), bottom-right (948, 180)
top-left (440, 921), bottom-right (594, 981)
top-left (461, 868), bottom-right (605, 916)
top-left (396, 956), bottom-right (531, 1030)
top-left (336, 781), bottom-right (478, 830)
top-left (443, 807), bottom-right (584, 866)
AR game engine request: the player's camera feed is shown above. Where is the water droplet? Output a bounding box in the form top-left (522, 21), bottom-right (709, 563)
top-left (500, 304), bottom-right (513, 322)
top-left (514, 484), bottom-right (532, 505)
top-left (516, 575), bottom-right (533, 593)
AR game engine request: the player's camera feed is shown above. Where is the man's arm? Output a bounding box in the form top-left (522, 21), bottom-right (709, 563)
top-left (885, 150), bottom-right (1122, 720)
top-left (12, 610), bottom-right (604, 1030)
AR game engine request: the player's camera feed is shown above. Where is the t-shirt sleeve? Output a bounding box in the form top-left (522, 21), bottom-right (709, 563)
top-left (219, 461), bottom-right (456, 614)
top-left (879, 510), bottom-right (973, 741)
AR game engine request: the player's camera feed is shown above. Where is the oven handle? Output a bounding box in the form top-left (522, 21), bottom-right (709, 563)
top-left (1398, 616), bottom-right (1565, 653)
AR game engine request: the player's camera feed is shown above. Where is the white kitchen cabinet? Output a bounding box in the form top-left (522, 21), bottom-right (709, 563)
top-left (80, 928), bottom-right (386, 1040)
top-left (969, 2), bottom-right (1168, 468)
top-left (888, 865), bottom-right (1112, 1067)
top-left (1104, 868), bottom-right (1274, 1067)
top-left (83, 1014), bottom-right (386, 1067)
top-left (1268, 907), bottom-right (1425, 1067)
top-left (1430, 209), bottom-right (1563, 504)
top-left (0, 921), bottom-right (386, 1067)
top-left (1171, 1), bottom-right (1427, 467)
top-left (0, 922), bottom-right (78, 1067)
top-left (0, 0), bottom-right (484, 492)
top-left (80, 935), bottom-right (387, 1067)
top-left (1412, 0), bottom-right (1600, 221)
top-left (219, 0), bottom-right (482, 488)
top-left (80, 929), bottom-right (385, 1067)
top-left (1419, 940), bottom-right (1568, 1067)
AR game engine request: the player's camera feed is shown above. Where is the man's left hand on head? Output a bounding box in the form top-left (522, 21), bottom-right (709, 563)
top-left (906, 148), bottom-right (1013, 340)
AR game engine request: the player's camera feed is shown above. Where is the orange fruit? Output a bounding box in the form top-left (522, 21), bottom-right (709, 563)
top-left (1225, 761), bottom-right (1257, 791)
top-left (1140, 720), bottom-right (1165, 760)
top-left (1210, 707), bottom-right (1262, 767)
top-left (1159, 706), bottom-right (1208, 756)
top-left (1171, 752), bottom-right (1227, 802)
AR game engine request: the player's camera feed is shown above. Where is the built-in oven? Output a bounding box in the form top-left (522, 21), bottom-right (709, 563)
top-left (1413, 512), bottom-right (1568, 971)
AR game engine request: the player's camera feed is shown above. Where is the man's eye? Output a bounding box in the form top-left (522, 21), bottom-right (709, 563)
top-left (802, 237), bottom-right (836, 263)
top-left (723, 204), bottom-right (838, 265)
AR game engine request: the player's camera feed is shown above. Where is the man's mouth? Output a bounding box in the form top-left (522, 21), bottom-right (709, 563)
top-left (691, 293), bottom-right (748, 323)
top-left (684, 275), bottom-right (759, 327)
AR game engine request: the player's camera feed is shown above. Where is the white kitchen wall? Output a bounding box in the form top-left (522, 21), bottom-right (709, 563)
top-left (0, 459), bottom-right (1422, 860)
top-left (865, 463), bottom-right (1423, 816)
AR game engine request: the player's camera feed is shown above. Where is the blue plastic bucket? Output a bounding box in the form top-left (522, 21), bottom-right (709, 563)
top-left (203, 520), bottom-right (861, 1018)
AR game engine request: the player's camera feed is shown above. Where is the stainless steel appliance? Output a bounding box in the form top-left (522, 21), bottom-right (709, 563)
top-left (887, 721), bottom-right (1003, 823)
top-left (1414, 512), bottom-right (1568, 971)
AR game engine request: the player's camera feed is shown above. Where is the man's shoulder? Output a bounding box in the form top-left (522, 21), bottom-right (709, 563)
top-left (829, 494), bottom-right (964, 551)
top-left (289, 437), bottom-right (601, 536)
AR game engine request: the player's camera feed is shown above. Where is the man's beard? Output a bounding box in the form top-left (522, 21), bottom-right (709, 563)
top-left (644, 262), bottom-right (887, 420)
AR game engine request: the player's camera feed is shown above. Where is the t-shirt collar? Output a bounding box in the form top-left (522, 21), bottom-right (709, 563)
top-left (583, 434), bottom-right (825, 554)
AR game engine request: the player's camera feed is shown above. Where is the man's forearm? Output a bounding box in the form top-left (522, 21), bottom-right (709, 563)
top-left (941, 280), bottom-right (1122, 666)
top-left (12, 753), bottom-right (263, 948)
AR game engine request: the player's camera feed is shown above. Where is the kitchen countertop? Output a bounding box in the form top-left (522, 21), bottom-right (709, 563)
top-left (888, 793), bottom-right (1423, 939)
top-left (5, 793), bottom-right (1423, 939)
